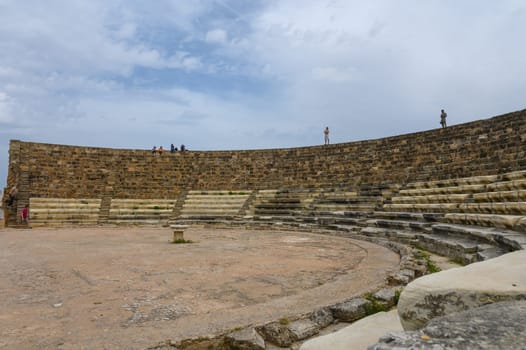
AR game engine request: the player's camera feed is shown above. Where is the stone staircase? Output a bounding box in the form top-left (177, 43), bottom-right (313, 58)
top-left (29, 198), bottom-right (102, 227)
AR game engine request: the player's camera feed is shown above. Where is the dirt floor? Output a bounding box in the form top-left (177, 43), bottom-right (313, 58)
top-left (0, 227), bottom-right (399, 350)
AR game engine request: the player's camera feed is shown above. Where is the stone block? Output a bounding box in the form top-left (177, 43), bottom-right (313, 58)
top-left (369, 301), bottom-right (526, 350)
top-left (287, 319), bottom-right (319, 341)
top-left (309, 307), bottom-right (334, 328)
top-left (224, 328), bottom-right (265, 350)
top-left (301, 310), bottom-right (402, 350)
top-left (373, 287), bottom-right (399, 307)
top-left (256, 322), bottom-right (295, 347)
top-left (397, 250), bottom-right (526, 331)
top-left (330, 298), bottom-right (371, 322)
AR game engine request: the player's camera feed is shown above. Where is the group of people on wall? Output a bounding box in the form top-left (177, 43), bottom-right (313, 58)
top-left (152, 144), bottom-right (186, 155)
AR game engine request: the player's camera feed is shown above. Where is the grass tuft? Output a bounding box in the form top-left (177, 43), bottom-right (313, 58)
top-left (172, 239), bottom-right (193, 244)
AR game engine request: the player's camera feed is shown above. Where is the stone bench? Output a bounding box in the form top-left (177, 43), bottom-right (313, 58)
top-left (399, 184), bottom-right (486, 196)
top-left (108, 199), bottom-right (175, 225)
top-left (406, 175), bottom-right (498, 189)
top-left (391, 193), bottom-right (470, 204)
top-left (29, 198), bottom-right (102, 227)
top-left (443, 213), bottom-right (526, 232)
top-left (384, 203), bottom-right (461, 212)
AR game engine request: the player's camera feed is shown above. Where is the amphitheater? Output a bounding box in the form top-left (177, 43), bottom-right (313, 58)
top-left (2, 109), bottom-right (526, 349)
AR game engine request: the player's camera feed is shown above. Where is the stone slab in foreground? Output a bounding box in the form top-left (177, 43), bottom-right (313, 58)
top-left (300, 310), bottom-right (402, 350)
top-left (369, 301), bottom-right (526, 350)
top-left (397, 250), bottom-right (526, 330)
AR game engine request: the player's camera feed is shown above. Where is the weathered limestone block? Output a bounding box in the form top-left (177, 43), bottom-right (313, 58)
top-left (224, 328), bottom-right (265, 350)
top-left (397, 250), bottom-right (526, 331)
top-left (369, 301), bottom-right (526, 350)
top-left (256, 322), bottom-right (295, 347)
top-left (300, 310), bottom-right (402, 350)
top-left (309, 307), bottom-right (334, 328)
top-left (287, 319), bottom-right (320, 341)
top-left (514, 216), bottom-right (526, 233)
top-left (444, 213), bottom-right (524, 230)
top-left (330, 298), bottom-right (371, 322)
top-left (373, 288), bottom-right (399, 307)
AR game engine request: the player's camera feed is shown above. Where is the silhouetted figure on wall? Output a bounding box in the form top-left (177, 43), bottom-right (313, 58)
top-left (440, 109), bottom-right (447, 128)
top-left (324, 127), bottom-right (330, 145)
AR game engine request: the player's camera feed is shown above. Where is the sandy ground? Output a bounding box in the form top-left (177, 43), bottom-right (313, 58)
top-left (0, 227), bottom-right (399, 350)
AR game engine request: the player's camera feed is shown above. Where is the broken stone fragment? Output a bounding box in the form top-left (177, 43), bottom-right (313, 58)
top-left (224, 328), bottom-right (265, 350)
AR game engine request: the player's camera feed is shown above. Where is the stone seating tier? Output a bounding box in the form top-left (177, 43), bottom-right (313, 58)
top-left (107, 199), bottom-right (175, 225)
top-left (29, 198), bottom-right (101, 227)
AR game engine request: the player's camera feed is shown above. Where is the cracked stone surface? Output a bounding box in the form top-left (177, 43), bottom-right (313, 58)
top-left (369, 301), bottom-right (526, 350)
top-left (397, 250), bottom-right (526, 330)
top-left (0, 226), bottom-right (398, 349)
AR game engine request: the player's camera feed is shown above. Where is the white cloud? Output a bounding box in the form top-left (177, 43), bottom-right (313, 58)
top-left (1, 0), bottom-right (526, 187)
top-left (0, 92), bottom-right (14, 123)
top-left (206, 29), bottom-right (228, 44)
top-left (114, 23), bottom-right (137, 40)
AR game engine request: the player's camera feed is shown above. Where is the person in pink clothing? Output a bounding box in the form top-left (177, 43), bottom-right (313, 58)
top-left (20, 204), bottom-right (29, 224)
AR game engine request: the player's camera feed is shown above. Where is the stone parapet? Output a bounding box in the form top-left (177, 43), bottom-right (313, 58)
top-left (5, 109), bottom-right (526, 201)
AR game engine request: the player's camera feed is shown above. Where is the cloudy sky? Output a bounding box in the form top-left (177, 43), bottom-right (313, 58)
top-left (1, 0), bottom-right (526, 188)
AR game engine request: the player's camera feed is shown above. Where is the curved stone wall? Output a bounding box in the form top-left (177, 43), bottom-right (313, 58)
top-left (5, 109), bottom-right (526, 201)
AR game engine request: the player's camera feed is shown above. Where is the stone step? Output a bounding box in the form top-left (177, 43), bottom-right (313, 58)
top-left (30, 203), bottom-right (102, 209)
top-left (253, 209), bottom-right (302, 215)
top-left (254, 202), bottom-right (303, 209)
top-left (360, 227), bottom-right (418, 244)
top-left (108, 214), bottom-right (172, 220)
top-left (473, 190), bottom-right (526, 202)
top-left (31, 219), bottom-right (99, 227)
top-left (399, 184), bottom-right (486, 196)
top-left (416, 234), bottom-right (484, 264)
top-left (31, 213), bottom-right (99, 220)
top-left (371, 211), bottom-right (444, 222)
top-left (178, 214), bottom-right (237, 220)
top-left (183, 202), bottom-right (244, 209)
top-left (105, 219), bottom-right (167, 225)
top-left (487, 179), bottom-right (526, 191)
top-left (431, 223), bottom-right (526, 251)
top-left (316, 197), bottom-right (383, 204)
top-left (255, 198), bottom-right (302, 204)
top-left (30, 208), bottom-right (101, 214)
top-left (179, 209), bottom-right (240, 215)
top-left (392, 193), bottom-right (471, 204)
top-left (366, 219), bottom-right (432, 231)
top-left (384, 203), bottom-right (460, 212)
top-left (109, 208), bottom-right (172, 214)
top-left (443, 213), bottom-right (526, 232)
top-left (406, 174), bottom-right (498, 189)
top-left (183, 198), bottom-right (249, 204)
top-left (302, 216), bottom-right (366, 226)
top-left (500, 170), bottom-right (526, 180)
top-left (110, 199), bottom-right (175, 203)
top-left (457, 202), bottom-right (526, 215)
top-left (187, 190), bottom-right (251, 195)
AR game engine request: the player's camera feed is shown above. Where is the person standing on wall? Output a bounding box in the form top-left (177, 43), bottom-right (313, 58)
top-left (324, 127), bottom-right (330, 145)
top-left (440, 109), bottom-right (447, 128)
top-left (7, 185), bottom-right (17, 207)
